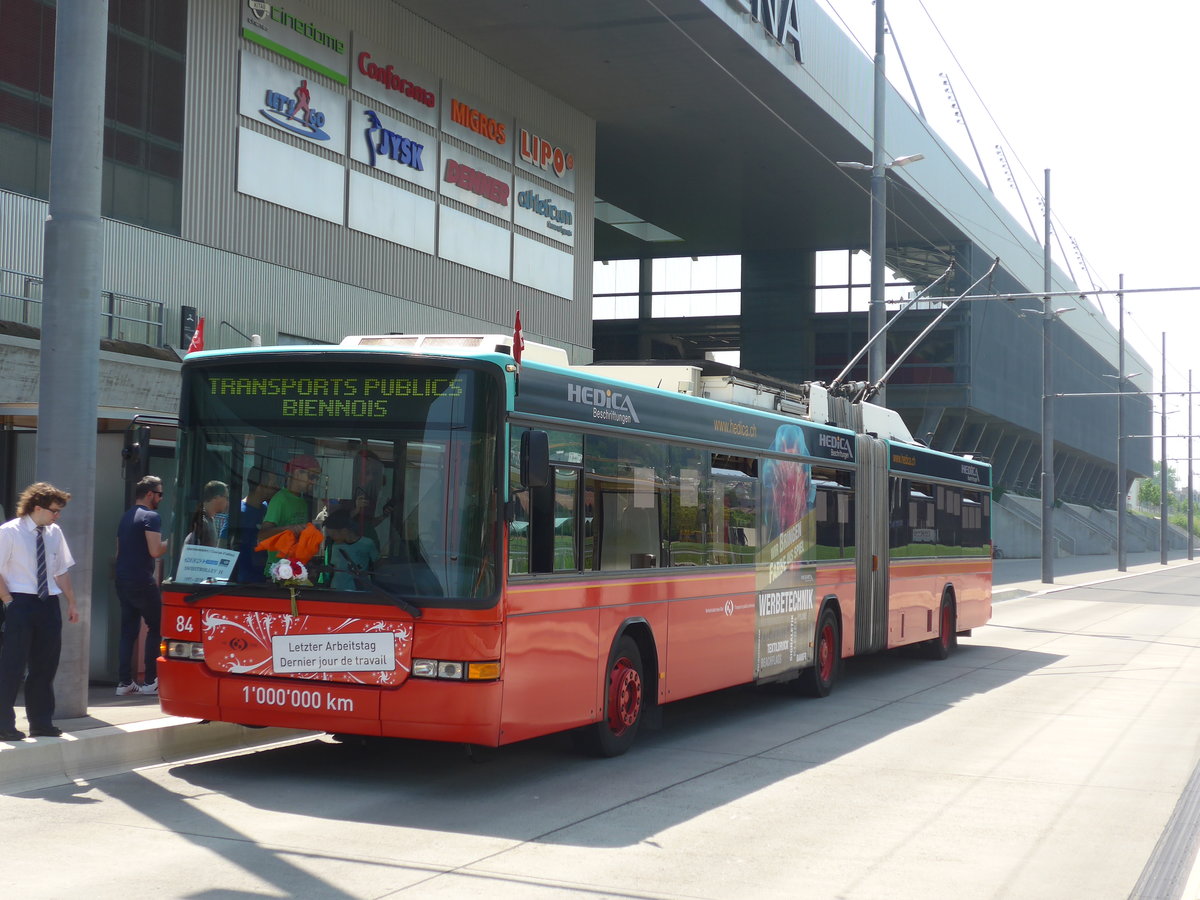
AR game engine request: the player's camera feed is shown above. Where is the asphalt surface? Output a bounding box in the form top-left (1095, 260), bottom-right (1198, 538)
top-left (1, 548), bottom-right (1196, 795)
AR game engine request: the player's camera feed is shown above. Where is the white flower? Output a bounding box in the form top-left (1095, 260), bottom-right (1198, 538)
top-left (269, 559), bottom-right (308, 584)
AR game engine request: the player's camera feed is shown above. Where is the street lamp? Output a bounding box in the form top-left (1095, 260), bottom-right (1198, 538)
top-left (836, 154), bottom-right (926, 172)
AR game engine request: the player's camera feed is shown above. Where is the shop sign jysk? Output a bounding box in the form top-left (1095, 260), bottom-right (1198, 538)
top-left (242, 0), bottom-right (350, 83)
top-left (351, 40), bottom-right (439, 129)
top-left (350, 102), bottom-right (438, 192)
top-left (439, 146), bottom-right (512, 222)
top-left (513, 175), bottom-right (574, 247)
top-left (515, 125), bottom-right (576, 194)
top-left (240, 52), bottom-right (347, 150)
top-left (440, 85), bottom-right (513, 163)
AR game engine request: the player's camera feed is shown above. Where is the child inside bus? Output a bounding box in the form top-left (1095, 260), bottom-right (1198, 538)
top-left (324, 508), bottom-right (380, 591)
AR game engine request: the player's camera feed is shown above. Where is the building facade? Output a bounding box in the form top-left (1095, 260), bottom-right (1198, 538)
top-left (1, 0), bottom-right (1153, 681)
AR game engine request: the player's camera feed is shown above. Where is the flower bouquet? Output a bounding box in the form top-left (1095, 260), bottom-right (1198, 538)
top-left (268, 557), bottom-right (311, 616)
top-left (257, 524), bottom-right (325, 617)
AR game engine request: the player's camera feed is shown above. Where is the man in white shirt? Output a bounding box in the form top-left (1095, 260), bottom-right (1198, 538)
top-left (0, 482), bottom-right (79, 741)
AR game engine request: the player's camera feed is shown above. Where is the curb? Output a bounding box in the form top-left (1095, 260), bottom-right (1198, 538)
top-left (992, 588), bottom-right (1034, 603)
top-left (0, 718), bottom-right (317, 795)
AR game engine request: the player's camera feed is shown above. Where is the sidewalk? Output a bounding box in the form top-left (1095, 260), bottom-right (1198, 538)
top-left (2, 549), bottom-right (1198, 793)
top-left (0, 683), bottom-right (313, 794)
top-left (991, 548), bottom-right (1200, 602)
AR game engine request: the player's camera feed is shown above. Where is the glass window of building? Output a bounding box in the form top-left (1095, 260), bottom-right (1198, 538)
top-left (0, 0), bottom-right (187, 234)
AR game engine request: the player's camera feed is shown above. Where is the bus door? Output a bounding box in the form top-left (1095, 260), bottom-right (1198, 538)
top-left (853, 434), bottom-right (889, 654)
top-left (122, 414), bottom-right (179, 507)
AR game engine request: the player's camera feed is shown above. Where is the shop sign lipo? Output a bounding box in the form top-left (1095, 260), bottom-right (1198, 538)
top-left (516, 125), bottom-right (576, 194)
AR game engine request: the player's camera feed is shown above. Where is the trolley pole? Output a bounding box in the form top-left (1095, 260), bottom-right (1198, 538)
top-left (1040, 169), bottom-right (1054, 583)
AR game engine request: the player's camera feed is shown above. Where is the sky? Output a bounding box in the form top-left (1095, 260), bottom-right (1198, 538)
top-left (819, 0), bottom-right (1200, 477)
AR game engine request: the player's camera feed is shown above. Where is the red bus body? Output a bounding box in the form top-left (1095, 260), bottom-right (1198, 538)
top-left (161, 560), bottom-right (990, 746)
top-left (159, 338), bottom-right (992, 751)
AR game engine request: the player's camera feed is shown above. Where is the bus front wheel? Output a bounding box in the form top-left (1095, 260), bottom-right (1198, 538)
top-left (795, 605), bottom-right (840, 698)
top-left (576, 635), bottom-right (644, 757)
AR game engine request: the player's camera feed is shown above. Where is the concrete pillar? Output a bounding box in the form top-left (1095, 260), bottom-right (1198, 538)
top-left (739, 250), bottom-right (816, 384)
top-left (37, 0), bottom-right (109, 716)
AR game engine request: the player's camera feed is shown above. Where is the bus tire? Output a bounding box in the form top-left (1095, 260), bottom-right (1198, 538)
top-left (576, 635), bottom-right (644, 757)
top-left (924, 595), bottom-right (957, 660)
top-left (796, 604), bottom-right (840, 698)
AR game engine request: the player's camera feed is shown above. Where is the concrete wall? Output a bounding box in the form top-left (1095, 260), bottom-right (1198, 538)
top-left (994, 493), bottom-right (1189, 559)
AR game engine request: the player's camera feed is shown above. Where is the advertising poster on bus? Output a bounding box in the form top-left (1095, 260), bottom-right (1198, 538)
top-left (756, 423), bottom-right (818, 679)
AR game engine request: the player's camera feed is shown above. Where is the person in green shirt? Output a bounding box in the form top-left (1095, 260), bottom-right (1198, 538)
top-left (259, 454), bottom-right (322, 569)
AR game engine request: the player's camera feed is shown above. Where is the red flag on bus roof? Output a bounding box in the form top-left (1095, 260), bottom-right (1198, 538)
top-left (513, 310), bottom-right (524, 366)
top-left (186, 317), bottom-right (206, 355)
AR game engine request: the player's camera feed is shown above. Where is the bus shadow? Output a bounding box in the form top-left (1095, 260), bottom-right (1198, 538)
top-left (155, 639), bottom-right (1058, 851)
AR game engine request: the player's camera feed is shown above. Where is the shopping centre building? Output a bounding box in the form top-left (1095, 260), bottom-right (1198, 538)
top-left (0, 0), bottom-right (1153, 678)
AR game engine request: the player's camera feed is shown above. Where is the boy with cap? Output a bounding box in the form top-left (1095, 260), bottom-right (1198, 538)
top-left (259, 454), bottom-right (322, 569)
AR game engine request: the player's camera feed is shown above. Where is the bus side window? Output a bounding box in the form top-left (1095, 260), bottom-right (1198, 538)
top-left (711, 454), bottom-right (758, 565)
top-left (814, 466), bottom-right (854, 559)
top-left (586, 435), bottom-right (665, 571)
top-left (527, 466), bottom-right (581, 574)
top-left (667, 445), bottom-right (711, 566)
top-left (509, 427), bottom-right (530, 575)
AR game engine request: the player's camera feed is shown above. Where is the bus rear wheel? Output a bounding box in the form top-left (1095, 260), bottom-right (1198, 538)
top-left (796, 605), bottom-right (839, 698)
top-left (576, 635), bottom-right (644, 757)
top-left (924, 595), bottom-right (957, 660)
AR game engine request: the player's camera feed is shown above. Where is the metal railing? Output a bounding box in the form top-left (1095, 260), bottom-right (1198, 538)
top-left (0, 267), bottom-right (165, 346)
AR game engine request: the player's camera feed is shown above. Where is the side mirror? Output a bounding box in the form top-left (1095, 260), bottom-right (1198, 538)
top-left (520, 430), bottom-right (550, 489)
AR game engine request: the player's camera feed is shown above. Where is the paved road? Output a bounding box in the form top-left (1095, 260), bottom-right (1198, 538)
top-left (4, 564), bottom-right (1200, 899)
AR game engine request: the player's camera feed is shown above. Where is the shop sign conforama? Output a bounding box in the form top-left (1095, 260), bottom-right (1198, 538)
top-left (351, 42), bottom-right (440, 128)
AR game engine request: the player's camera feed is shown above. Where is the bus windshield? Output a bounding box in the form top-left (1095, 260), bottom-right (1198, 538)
top-left (168, 358), bottom-right (502, 607)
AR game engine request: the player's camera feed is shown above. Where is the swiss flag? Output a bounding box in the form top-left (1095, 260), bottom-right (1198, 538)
top-left (513, 311), bottom-right (524, 366)
top-left (186, 317), bottom-right (205, 354)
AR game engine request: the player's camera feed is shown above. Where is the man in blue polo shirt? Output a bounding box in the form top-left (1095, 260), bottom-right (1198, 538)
top-left (114, 476), bottom-right (169, 695)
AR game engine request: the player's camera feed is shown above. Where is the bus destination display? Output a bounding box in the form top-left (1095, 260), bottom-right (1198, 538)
top-left (197, 372), bottom-right (468, 423)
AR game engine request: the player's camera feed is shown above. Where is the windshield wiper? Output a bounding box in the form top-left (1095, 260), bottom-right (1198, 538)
top-left (182, 582), bottom-right (238, 604)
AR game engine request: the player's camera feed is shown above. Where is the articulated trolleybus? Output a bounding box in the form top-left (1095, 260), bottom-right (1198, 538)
top-left (159, 334), bottom-right (992, 755)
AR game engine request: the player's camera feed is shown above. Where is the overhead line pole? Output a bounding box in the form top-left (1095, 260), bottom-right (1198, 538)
top-left (1161, 333), bottom-right (1168, 566)
top-left (1117, 276), bottom-right (1126, 571)
top-left (1041, 169), bottom-right (1054, 583)
top-left (868, 0), bottom-right (888, 406)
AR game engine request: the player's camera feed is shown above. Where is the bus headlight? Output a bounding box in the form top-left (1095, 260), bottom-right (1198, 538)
top-left (437, 661), bottom-right (464, 680)
top-left (163, 640), bottom-right (205, 661)
top-left (412, 658), bottom-right (499, 681)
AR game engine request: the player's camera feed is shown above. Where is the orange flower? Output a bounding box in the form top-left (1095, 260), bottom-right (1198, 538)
top-left (255, 530), bottom-right (298, 555)
top-left (292, 523), bottom-right (325, 565)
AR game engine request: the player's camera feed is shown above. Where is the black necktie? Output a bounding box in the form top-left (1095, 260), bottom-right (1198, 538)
top-left (36, 525), bottom-right (48, 598)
